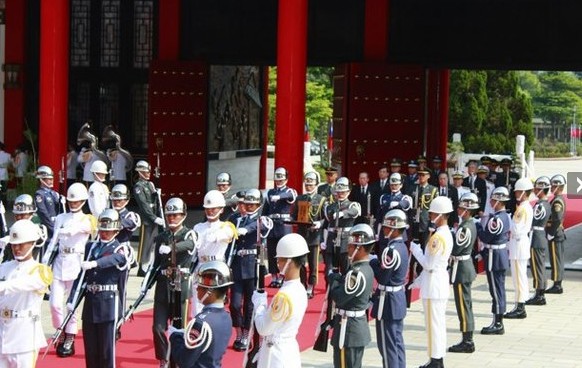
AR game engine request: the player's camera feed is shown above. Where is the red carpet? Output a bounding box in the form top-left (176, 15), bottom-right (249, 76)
top-left (563, 195), bottom-right (582, 229)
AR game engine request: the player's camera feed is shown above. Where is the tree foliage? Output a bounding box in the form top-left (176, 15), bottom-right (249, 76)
top-left (529, 72), bottom-right (582, 130)
top-left (449, 70), bottom-right (534, 154)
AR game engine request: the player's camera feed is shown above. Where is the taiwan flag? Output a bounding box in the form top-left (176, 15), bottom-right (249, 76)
top-left (571, 126), bottom-right (582, 138)
top-left (327, 119), bottom-right (333, 152)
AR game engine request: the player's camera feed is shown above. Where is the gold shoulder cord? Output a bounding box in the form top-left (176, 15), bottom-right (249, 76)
top-left (428, 233), bottom-right (446, 256)
top-left (222, 221), bottom-right (238, 240)
top-left (270, 291), bottom-right (293, 322)
top-left (310, 197), bottom-right (326, 221)
top-left (30, 264), bottom-right (54, 293)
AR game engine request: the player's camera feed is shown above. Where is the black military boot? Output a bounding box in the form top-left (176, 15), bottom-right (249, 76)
top-left (546, 281), bottom-right (563, 294)
top-left (448, 331), bottom-right (475, 353)
top-left (481, 314), bottom-right (504, 335)
top-left (419, 357), bottom-right (444, 368)
top-left (504, 302), bottom-right (527, 319)
top-left (57, 333), bottom-right (75, 357)
top-left (525, 289), bottom-right (547, 305)
top-left (234, 329), bottom-right (249, 351)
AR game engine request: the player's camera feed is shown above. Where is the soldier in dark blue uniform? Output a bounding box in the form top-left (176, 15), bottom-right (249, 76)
top-left (35, 165), bottom-right (62, 258)
top-left (229, 189), bottom-right (263, 351)
top-left (69, 209), bottom-right (128, 368)
top-left (216, 172), bottom-right (238, 221)
top-left (169, 261), bottom-right (233, 368)
top-left (294, 172), bottom-right (326, 298)
top-left (263, 167), bottom-right (297, 287)
top-left (448, 193), bottom-right (479, 353)
top-left (322, 177), bottom-right (361, 276)
top-left (404, 160), bottom-right (419, 191)
top-left (477, 187), bottom-right (511, 335)
top-left (374, 173), bottom-right (412, 245)
top-left (328, 224), bottom-right (375, 368)
top-left (526, 176), bottom-right (552, 305)
top-left (546, 174), bottom-right (567, 294)
top-left (370, 210), bottom-right (409, 368)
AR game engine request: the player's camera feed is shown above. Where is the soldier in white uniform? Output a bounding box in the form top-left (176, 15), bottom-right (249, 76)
top-left (451, 171), bottom-right (470, 201)
top-left (0, 220), bottom-right (53, 367)
top-left (77, 147), bottom-right (98, 184)
top-left (252, 233), bottom-right (309, 368)
top-left (504, 178), bottom-right (534, 320)
top-left (88, 160), bottom-right (110, 218)
top-left (42, 183), bottom-right (95, 357)
top-left (410, 196), bottom-right (454, 368)
top-left (191, 190), bottom-right (235, 317)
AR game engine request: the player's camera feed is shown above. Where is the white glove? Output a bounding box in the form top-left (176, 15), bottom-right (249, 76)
top-left (0, 236), bottom-right (8, 249)
top-left (334, 211), bottom-right (345, 220)
top-left (66, 303), bottom-right (75, 311)
top-left (369, 254), bottom-right (378, 261)
top-left (474, 254), bottom-right (483, 262)
top-left (168, 325), bottom-right (183, 336)
top-left (159, 245), bottom-right (172, 254)
top-left (237, 228), bottom-right (248, 236)
top-left (410, 241), bottom-right (421, 254)
top-left (270, 195), bottom-right (280, 202)
top-left (320, 242), bottom-right (327, 251)
top-left (60, 195), bottom-right (66, 205)
top-left (389, 201), bottom-right (399, 209)
top-left (311, 221), bottom-right (322, 230)
top-left (81, 261), bottom-right (98, 270)
top-left (546, 234), bottom-right (555, 241)
top-left (154, 217), bottom-right (165, 226)
top-left (252, 290), bottom-right (268, 308)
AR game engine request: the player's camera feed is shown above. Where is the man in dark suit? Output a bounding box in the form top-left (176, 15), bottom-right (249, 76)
top-left (430, 155), bottom-right (445, 187)
top-left (436, 172), bottom-right (459, 226)
top-left (463, 160), bottom-right (487, 216)
top-left (370, 165), bottom-right (390, 219)
top-left (405, 160), bottom-right (419, 190)
top-left (349, 171), bottom-right (373, 225)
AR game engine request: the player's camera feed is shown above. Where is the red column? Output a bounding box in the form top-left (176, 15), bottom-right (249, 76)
top-left (39, 0), bottom-right (69, 174)
top-left (158, 0), bottom-right (180, 60)
top-left (439, 70), bottom-right (450, 164)
top-left (275, 0), bottom-right (308, 191)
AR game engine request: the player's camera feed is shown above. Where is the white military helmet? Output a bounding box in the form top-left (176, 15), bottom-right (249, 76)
top-left (98, 209), bottom-right (122, 231)
top-left (165, 197), bottom-right (187, 215)
top-left (203, 190), bottom-right (226, 208)
top-left (459, 192), bottom-right (480, 210)
top-left (197, 261), bottom-right (234, 289)
top-left (429, 196), bottom-right (453, 214)
top-left (9, 219), bottom-right (40, 245)
top-left (276, 233), bottom-right (309, 258)
top-left (535, 176), bottom-right (551, 189)
top-left (348, 224), bottom-right (376, 246)
top-left (304, 171), bottom-right (319, 185)
top-left (13, 194), bottom-right (37, 214)
top-left (36, 165), bottom-right (54, 179)
top-left (491, 186), bottom-right (510, 202)
top-left (550, 174), bottom-right (566, 187)
top-left (216, 172), bottom-right (232, 186)
top-left (389, 173), bottom-right (402, 185)
top-left (334, 177), bottom-right (351, 193)
top-left (90, 160), bottom-right (108, 174)
top-left (135, 160), bottom-right (151, 172)
top-left (382, 209), bottom-right (408, 229)
top-left (110, 184), bottom-right (130, 201)
top-left (514, 178), bottom-right (534, 191)
top-left (273, 167), bottom-right (288, 181)
top-left (67, 182), bottom-right (89, 201)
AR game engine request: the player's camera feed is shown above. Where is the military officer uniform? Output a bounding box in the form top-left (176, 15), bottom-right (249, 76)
top-left (374, 187), bottom-right (412, 241)
top-left (527, 186), bottom-right (551, 304)
top-left (72, 237), bottom-right (127, 368)
top-left (463, 173), bottom-right (487, 214)
top-left (546, 189), bottom-right (566, 293)
top-left (495, 161), bottom-right (520, 214)
top-left (134, 176), bottom-right (161, 275)
top-left (115, 206), bottom-right (141, 316)
top-left (328, 258), bottom-right (374, 368)
top-left (152, 226), bottom-right (196, 363)
top-left (318, 166), bottom-right (338, 202)
top-left (407, 180), bottom-right (437, 246)
top-left (322, 199), bottom-right (361, 275)
top-left (35, 186), bottom-right (61, 242)
top-left (370, 235), bottom-right (408, 368)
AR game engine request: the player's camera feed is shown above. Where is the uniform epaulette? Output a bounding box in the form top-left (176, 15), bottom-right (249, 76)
top-left (270, 291), bottom-right (293, 322)
top-left (30, 263), bottom-right (53, 287)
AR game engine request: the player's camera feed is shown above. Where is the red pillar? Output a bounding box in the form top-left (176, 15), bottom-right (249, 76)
top-left (39, 0), bottom-right (69, 174)
top-left (158, 0), bottom-right (180, 60)
top-left (439, 70), bottom-right (450, 164)
top-left (275, 0), bottom-right (308, 191)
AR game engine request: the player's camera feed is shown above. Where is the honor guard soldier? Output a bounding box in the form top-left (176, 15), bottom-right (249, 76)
top-left (1, 195), bottom-right (48, 263)
top-left (252, 233), bottom-right (309, 368)
top-left (133, 160), bottom-right (164, 277)
top-left (191, 190), bottom-right (235, 316)
top-left (263, 167), bottom-right (297, 287)
top-left (215, 172), bottom-right (238, 221)
top-left (151, 198), bottom-right (197, 368)
top-left (169, 261), bottom-right (233, 368)
top-left (477, 187), bottom-right (511, 335)
top-left (526, 176), bottom-right (552, 305)
top-left (88, 160), bottom-right (110, 218)
top-left (389, 158), bottom-right (408, 193)
top-left (35, 166), bottom-right (63, 249)
top-left (318, 166), bottom-right (339, 202)
top-left (451, 171), bottom-right (470, 201)
top-left (410, 197), bottom-right (454, 368)
top-left (429, 156), bottom-right (445, 187)
top-left (463, 160), bottom-right (487, 215)
top-left (43, 183), bottom-right (95, 357)
top-left (322, 177), bottom-right (361, 275)
top-left (110, 184), bottom-right (141, 323)
top-left (407, 167), bottom-right (437, 247)
top-left (230, 189), bottom-right (263, 351)
top-left (328, 224), bottom-right (374, 368)
top-left (294, 172), bottom-right (326, 298)
top-left (375, 173), bottom-right (413, 242)
top-left (69, 209), bottom-right (128, 368)
top-left (370, 210), bottom-right (409, 368)
top-left (495, 158), bottom-right (520, 214)
top-left (448, 193), bottom-right (479, 354)
top-left (505, 178), bottom-right (534, 320)
top-left (0, 220), bottom-right (52, 368)
top-left (546, 174), bottom-right (567, 294)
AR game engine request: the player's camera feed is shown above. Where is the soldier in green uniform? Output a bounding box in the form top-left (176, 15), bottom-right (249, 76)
top-left (133, 160), bottom-right (165, 276)
top-left (328, 224), bottom-right (375, 368)
top-left (545, 174), bottom-right (567, 294)
top-left (448, 193), bottom-right (479, 354)
top-left (318, 166), bottom-right (339, 202)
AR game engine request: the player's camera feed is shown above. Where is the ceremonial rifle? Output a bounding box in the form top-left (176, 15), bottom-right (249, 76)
top-left (59, 156), bottom-right (67, 213)
top-left (153, 153), bottom-right (166, 229)
top-left (0, 200), bottom-right (7, 235)
top-left (405, 184), bottom-right (421, 308)
top-left (165, 233), bottom-right (184, 364)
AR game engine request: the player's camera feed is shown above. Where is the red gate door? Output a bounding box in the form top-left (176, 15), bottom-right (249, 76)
top-left (148, 60), bottom-right (208, 206)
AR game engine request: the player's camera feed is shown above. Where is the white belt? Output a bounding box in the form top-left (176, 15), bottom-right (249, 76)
top-left (86, 283), bottom-right (117, 293)
top-left (335, 308), bottom-right (366, 318)
top-left (269, 214), bottom-right (291, 220)
top-left (335, 308), bottom-right (367, 349)
top-left (377, 284), bottom-right (403, 292)
top-left (198, 255), bottom-right (224, 263)
top-left (376, 285), bottom-right (403, 321)
top-left (1, 308), bottom-right (37, 319)
top-left (328, 227), bottom-right (351, 232)
top-left (450, 254), bottom-right (471, 283)
top-left (237, 249), bottom-right (257, 256)
top-left (161, 267), bottom-right (191, 277)
top-left (450, 254), bottom-right (471, 261)
top-left (264, 335), bottom-right (294, 346)
top-left (485, 244), bottom-right (506, 250)
top-left (485, 243), bottom-right (506, 272)
top-left (532, 226), bottom-right (545, 231)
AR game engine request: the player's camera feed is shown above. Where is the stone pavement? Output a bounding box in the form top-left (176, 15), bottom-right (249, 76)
top-left (300, 270), bottom-right (582, 368)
